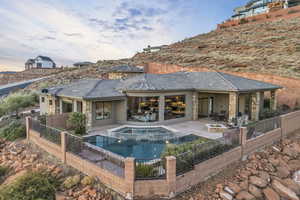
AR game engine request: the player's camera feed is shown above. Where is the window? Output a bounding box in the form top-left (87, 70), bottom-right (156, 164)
top-left (164, 95), bottom-right (186, 120)
top-left (49, 100), bottom-right (53, 105)
top-left (95, 102), bottom-right (112, 120)
top-left (41, 97), bottom-right (45, 103)
top-left (127, 96), bottom-right (159, 122)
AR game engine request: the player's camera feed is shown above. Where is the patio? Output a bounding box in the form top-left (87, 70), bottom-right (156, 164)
top-left (87, 119), bottom-right (225, 140)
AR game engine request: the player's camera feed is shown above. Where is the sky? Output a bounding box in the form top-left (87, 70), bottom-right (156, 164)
top-left (0, 0), bottom-right (248, 71)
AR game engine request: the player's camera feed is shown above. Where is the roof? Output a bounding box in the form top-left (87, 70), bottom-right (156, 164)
top-left (118, 72), bottom-right (282, 92)
top-left (43, 72), bottom-right (282, 99)
top-left (73, 61), bottom-right (94, 66)
top-left (46, 79), bottom-right (125, 100)
top-left (25, 59), bottom-right (35, 65)
top-left (108, 65), bottom-right (144, 73)
top-left (36, 55), bottom-right (55, 62)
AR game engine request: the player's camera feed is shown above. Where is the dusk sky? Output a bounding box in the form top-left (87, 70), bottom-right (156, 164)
top-left (0, 0), bottom-right (248, 71)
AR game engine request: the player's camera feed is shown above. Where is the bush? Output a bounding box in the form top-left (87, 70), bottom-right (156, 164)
top-left (0, 166), bottom-right (9, 183)
top-left (0, 121), bottom-right (26, 141)
top-left (0, 171), bottom-right (59, 200)
top-left (67, 112), bottom-right (86, 135)
top-left (0, 92), bottom-right (38, 118)
top-left (135, 164), bottom-right (158, 178)
top-left (239, 18), bottom-right (249, 24)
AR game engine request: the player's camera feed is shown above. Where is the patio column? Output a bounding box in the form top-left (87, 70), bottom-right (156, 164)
top-left (159, 95), bottom-right (165, 122)
top-left (73, 100), bottom-right (77, 112)
top-left (59, 98), bottom-right (63, 114)
top-left (192, 92), bottom-right (199, 120)
top-left (270, 90), bottom-right (277, 111)
top-left (259, 91), bottom-right (265, 111)
top-left (251, 92), bottom-right (261, 121)
top-left (83, 100), bottom-right (92, 129)
top-left (229, 92), bottom-right (238, 122)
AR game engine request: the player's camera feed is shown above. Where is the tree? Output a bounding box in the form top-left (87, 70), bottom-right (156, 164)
top-left (67, 112), bottom-right (86, 135)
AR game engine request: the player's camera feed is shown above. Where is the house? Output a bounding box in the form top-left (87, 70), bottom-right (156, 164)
top-left (25, 56), bottom-right (56, 70)
top-left (40, 71), bottom-right (282, 130)
top-left (231, 0), bottom-right (300, 20)
top-left (103, 65), bottom-right (144, 80)
top-left (73, 61), bottom-right (94, 68)
top-left (143, 45), bottom-right (167, 53)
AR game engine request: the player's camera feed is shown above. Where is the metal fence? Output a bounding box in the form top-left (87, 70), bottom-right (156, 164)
top-left (135, 158), bottom-right (166, 180)
top-left (246, 116), bottom-right (281, 139)
top-left (175, 129), bottom-right (240, 175)
top-left (31, 119), bottom-right (61, 145)
top-left (65, 133), bottom-right (125, 177)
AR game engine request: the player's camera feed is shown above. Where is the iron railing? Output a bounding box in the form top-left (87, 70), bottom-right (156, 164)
top-left (31, 119), bottom-right (61, 145)
top-left (246, 116), bottom-right (281, 139)
top-left (135, 158), bottom-right (166, 180)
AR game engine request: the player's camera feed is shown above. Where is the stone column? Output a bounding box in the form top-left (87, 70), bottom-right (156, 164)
top-left (159, 95), bottom-right (165, 122)
top-left (61, 132), bottom-right (67, 163)
top-left (270, 90), bottom-right (277, 111)
top-left (59, 99), bottom-right (63, 114)
top-left (192, 92), bottom-right (199, 121)
top-left (73, 100), bottom-right (78, 112)
top-left (229, 92), bottom-right (238, 122)
top-left (83, 100), bottom-right (93, 129)
top-left (124, 158), bottom-right (135, 199)
top-left (251, 92), bottom-right (261, 121)
top-left (166, 156), bottom-right (176, 198)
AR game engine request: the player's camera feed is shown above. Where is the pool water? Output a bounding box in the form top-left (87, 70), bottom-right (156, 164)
top-left (85, 134), bottom-right (200, 160)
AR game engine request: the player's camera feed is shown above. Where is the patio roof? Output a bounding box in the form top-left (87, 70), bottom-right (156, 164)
top-left (43, 72), bottom-right (282, 99)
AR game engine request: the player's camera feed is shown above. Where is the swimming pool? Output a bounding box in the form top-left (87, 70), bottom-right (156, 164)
top-left (85, 126), bottom-right (202, 160)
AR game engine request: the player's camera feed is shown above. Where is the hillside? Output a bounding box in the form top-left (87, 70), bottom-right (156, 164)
top-left (132, 17), bottom-right (300, 79)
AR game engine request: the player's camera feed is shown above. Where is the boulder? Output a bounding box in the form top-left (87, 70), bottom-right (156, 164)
top-left (281, 178), bottom-right (300, 195)
top-left (276, 166), bottom-right (290, 178)
top-left (236, 191), bottom-right (255, 200)
top-left (258, 171), bottom-right (270, 182)
top-left (289, 160), bottom-right (300, 171)
top-left (249, 176), bottom-right (268, 188)
top-left (62, 175), bottom-right (81, 189)
top-left (272, 179), bottom-right (299, 200)
top-left (227, 182), bottom-right (241, 194)
top-left (263, 187), bottom-right (280, 200)
top-left (248, 184), bottom-right (263, 198)
top-left (219, 191), bottom-right (233, 200)
top-left (81, 176), bottom-right (94, 186)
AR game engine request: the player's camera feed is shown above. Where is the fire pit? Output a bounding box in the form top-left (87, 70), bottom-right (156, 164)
top-left (206, 124), bottom-right (227, 133)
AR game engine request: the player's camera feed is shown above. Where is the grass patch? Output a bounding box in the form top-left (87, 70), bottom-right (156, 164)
top-left (0, 171), bottom-right (60, 200)
top-left (0, 121), bottom-right (26, 141)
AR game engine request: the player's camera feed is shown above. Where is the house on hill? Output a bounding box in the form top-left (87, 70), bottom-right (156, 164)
top-left (73, 61), bottom-right (94, 68)
top-left (25, 56), bottom-right (56, 70)
top-left (40, 71), bottom-right (282, 129)
top-left (103, 65), bottom-right (144, 80)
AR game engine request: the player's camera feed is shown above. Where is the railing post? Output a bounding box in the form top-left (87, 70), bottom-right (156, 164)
top-left (240, 127), bottom-right (247, 159)
top-left (166, 156), bottom-right (176, 198)
top-left (26, 116), bottom-right (32, 141)
top-left (124, 157), bottom-right (135, 200)
top-left (61, 132), bottom-right (67, 163)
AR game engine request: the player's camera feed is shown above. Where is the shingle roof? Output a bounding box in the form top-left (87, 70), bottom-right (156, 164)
top-left (44, 72), bottom-right (282, 99)
top-left (108, 65), bottom-right (144, 73)
top-left (73, 61), bottom-right (94, 66)
top-left (36, 55), bottom-right (54, 62)
top-left (119, 72), bottom-right (282, 92)
top-left (46, 79), bottom-right (125, 99)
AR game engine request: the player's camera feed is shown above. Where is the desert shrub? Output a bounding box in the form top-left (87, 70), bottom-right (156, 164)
top-left (0, 92), bottom-right (38, 117)
top-left (67, 112), bottom-right (86, 135)
top-left (239, 18), bottom-right (249, 24)
top-left (0, 121), bottom-right (26, 141)
top-left (135, 164), bottom-right (158, 178)
top-left (0, 171), bottom-right (59, 200)
top-left (288, 9), bottom-right (300, 14)
top-left (0, 166), bottom-right (9, 183)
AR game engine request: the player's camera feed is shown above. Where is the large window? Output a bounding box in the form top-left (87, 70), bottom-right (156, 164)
top-left (127, 97), bottom-right (159, 122)
top-left (95, 102), bottom-right (112, 120)
top-left (164, 95), bottom-right (186, 120)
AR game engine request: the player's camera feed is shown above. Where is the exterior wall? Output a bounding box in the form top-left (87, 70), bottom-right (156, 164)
top-left (198, 93), bottom-right (229, 116)
top-left (218, 5), bottom-right (300, 30)
top-left (108, 72), bottom-right (142, 80)
top-left (115, 100), bottom-right (127, 123)
top-left (281, 110), bottom-right (300, 136)
top-left (135, 180), bottom-right (169, 197)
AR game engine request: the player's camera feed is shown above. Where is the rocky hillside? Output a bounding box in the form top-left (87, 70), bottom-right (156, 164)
top-left (132, 17), bottom-right (300, 79)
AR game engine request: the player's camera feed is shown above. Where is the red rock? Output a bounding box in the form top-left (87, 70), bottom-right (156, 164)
top-left (249, 176), bottom-right (268, 188)
top-left (281, 178), bottom-right (300, 195)
top-left (276, 166), bottom-right (290, 178)
top-left (272, 179), bottom-right (299, 200)
top-left (289, 160), bottom-right (300, 171)
top-left (263, 187), bottom-right (280, 200)
top-left (248, 184), bottom-right (263, 198)
top-left (227, 182), bottom-right (241, 194)
top-left (236, 191), bottom-right (255, 200)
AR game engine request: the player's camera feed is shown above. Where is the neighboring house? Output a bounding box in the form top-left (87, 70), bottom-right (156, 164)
top-left (103, 65), bottom-right (144, 80)
top-left (73, 61), bottom-right (94, 68)
top-left (231, 0), bottom-right (300, 20)
top-left (40, 72), bottom-right (282, 130)
top-left (143, 45), bottom-right (167, 53)
top-left (25, 56), bottom-right (56, 70)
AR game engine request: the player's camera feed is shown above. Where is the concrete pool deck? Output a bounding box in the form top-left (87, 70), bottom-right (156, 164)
top-left (87, 119), bottom-right (224, 140)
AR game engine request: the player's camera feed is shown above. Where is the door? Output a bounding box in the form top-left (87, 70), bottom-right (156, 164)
top-left (199, 98), bottom-right (209, 117)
